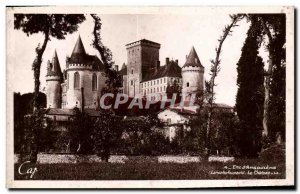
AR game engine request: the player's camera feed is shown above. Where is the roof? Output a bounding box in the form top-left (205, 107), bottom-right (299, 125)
top-left (204, 103), bottom-right (233, 109)
top-left (183, 46), bottom-right (204, 68)
top-left (46, 50), bottom-right (63, 77)
top-left (142, 60), bottom-right (182, 82)
top-left (68, 35), bottom-right (105, 71)
top-left (46, 108), bottom-right (76, 116)
top-left (119, 64), bottom-right (127, 76)
top-left (71, 35), bottom-right (86, 56)
top-left (126, 39), bottom-right (160, 48)
top-left (46, 108), bottom-right (102, 117)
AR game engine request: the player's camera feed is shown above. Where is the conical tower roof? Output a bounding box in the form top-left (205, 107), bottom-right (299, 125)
top-left (47, 50), bottom-right (62, 77)
top-left (52, 50), bottom-right (62, 74)
top-left (71, 35), bottom-right (86, 58)
top-left (183, 46), bottom-right (203, 68)
top-left (121, 63), bottom-right (126, 70)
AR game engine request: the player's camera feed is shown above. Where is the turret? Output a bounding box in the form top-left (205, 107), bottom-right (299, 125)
top-left (181, 46), bottom-right (204, 97)
top-left (46, 50), bottom-right (63, 108)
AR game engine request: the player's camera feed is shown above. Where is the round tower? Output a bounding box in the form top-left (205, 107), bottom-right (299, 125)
top-left (46, 50), bottom-right (63, 108)
top-left (64, 35), bottom-right (105, 109)
top-left (181, 46), bottom-right (205, 98)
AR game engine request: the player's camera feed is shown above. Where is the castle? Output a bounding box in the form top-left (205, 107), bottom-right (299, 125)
top-left (45, 36), bottom-right (205, 110)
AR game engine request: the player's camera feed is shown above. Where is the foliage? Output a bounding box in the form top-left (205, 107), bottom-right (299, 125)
top-left (117, 114), bottom-right (168, 156)
top-left (91, 110), bottom-right (123, 161)
top-left (21, 108), bottom-right (53, 162)
top-left (91, 14), bottom-right (121, 91)
top-left (264, 14), bottom-right (286, 143)
top-left (236, 19), bottom-right (265, 158)
top-left (67, 108), bottom-right (94, 154)
top-left (14, 14), bottom-right (86, 110)
top-left (14, 92), bottom-right (46, 153)
top-left (166, 79), bottom-right (182, 102)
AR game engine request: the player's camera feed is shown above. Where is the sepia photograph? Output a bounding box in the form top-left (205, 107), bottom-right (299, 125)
top-left (6, 6), bottom-right (294, 188)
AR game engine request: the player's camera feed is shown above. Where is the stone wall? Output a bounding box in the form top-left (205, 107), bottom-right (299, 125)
top-left (14, 154), bottom-right (235, 164)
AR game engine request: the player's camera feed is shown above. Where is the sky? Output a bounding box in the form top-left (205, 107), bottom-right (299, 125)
top-left (11, 13), bottom-right (268, 106)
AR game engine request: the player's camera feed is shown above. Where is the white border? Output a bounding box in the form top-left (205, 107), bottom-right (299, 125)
top-left (6, 6), bottom-right (294, 188)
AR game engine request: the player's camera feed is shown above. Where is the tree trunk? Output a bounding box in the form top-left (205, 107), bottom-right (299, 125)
top-left (33, 30), bottom-right (49, 111)
top-left (261, 18), bottom-right (274, 138)
top-left (206, 15), bottom-right (241, 158)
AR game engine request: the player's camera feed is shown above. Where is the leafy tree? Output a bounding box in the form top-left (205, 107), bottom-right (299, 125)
top-left (90, 14), bottom-right (124, 161)
top-left (118, 113), bottom-right (165, 155)
top-left (22, 108), bottom-right (52, 162)
top-left (244, 14), bottom-right (286, 139)
top-left (236, 19), bottom-right (265, 158)
top-left (14, 14), bottom-right (86, 111)
top-left (91, 110), bottom-right (123, 161)
top-left (68, 108), bottom-right (94, 154)
top-left (166, 79), bottom-right (181, 102)
top-left (14, 92), bottom-right (46, 154)
top-left (260, 15), bottom-right (286, 142)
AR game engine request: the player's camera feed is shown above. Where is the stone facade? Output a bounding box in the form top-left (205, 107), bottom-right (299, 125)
top-left (126, 39), bottom-right (160, 97)
top-left (121, 40), bottom-right (204, 100)
top-left (181, 47), bottom-right (205, 97)
top-left (46, 36), bottom-right (106, 110)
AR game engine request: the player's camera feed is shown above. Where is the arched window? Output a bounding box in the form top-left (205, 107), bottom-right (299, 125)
top-left (74, 72), bottom-right (80, 89)
top-left (92, 73), bottom-right (97, 91)
top-left (187, 82), bottom-right (189, 87)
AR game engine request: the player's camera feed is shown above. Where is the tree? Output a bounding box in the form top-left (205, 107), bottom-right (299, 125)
top-left (259, 14), bottom-right (286, 140)
top-left (166, 79), bottom-right (181, 102)
top-left (236, 19), bottom-right (265, 158)
top-left (205, 14), bottom-right (243, 157)
top-left (14, 14), bottom-right (86, 111)
top-left (90, 14), bottom-right (123, 161)
top-left (91, 110), bottom-right (123, 161)
top-left (244, 14), bottom-right (286, 139)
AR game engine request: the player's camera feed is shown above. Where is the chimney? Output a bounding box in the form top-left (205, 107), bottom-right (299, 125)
top-left (175, 59), bottom-right (178, 64)
top-left (115, 65), bottom-right (119, 72)
top-left (156, 60), bottom-right (160, 69)
top-left (166, 57), bottom-right (169, 64)
top-left (81, 87), bottom-right (84, 112)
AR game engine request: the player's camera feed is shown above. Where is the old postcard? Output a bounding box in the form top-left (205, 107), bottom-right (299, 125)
top-left (6, 6), bottom-right (294, 188)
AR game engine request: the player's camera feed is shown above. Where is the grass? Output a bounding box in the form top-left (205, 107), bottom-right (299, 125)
top-left (14, 157), bottom-right (285, 180)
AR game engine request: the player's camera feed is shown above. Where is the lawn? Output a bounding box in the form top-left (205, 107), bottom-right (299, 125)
top-left (14, 158), bottom-right (285, 180)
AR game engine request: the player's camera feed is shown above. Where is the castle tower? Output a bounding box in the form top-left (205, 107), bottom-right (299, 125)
top-left (181, 47), bottom-right (204, 98)
top-left (46, 50), bottom-right (63, 108)
top-left (125, 39), bottom-right (160, 97)
top-left (63, 35), bottom-right (105, 109)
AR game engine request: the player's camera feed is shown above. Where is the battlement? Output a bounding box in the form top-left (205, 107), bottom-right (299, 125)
top-left (126, 39), bottom-right (161, 49)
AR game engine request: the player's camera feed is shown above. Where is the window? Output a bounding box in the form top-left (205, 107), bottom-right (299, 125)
top-left (67, 73), bottom-right (69, 90)
top-left (74, 72), bottom-right (80, 89)
top-left (131, 69), bottom-right (134, 74)
top-left (164, 86), bottom-right (166, 91)
top-left (92, 73), bottom-right (97, 91)
top-left (167, 118), bottom-right (171, 125)
top-left (164, 78), bottom-right (166, 83)
top-left (187, 82), bottom-right (190, 87)
top-left (131, 80), bottom-right (133, 86)
top-left (154, 88), bottom-right (156, 92)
